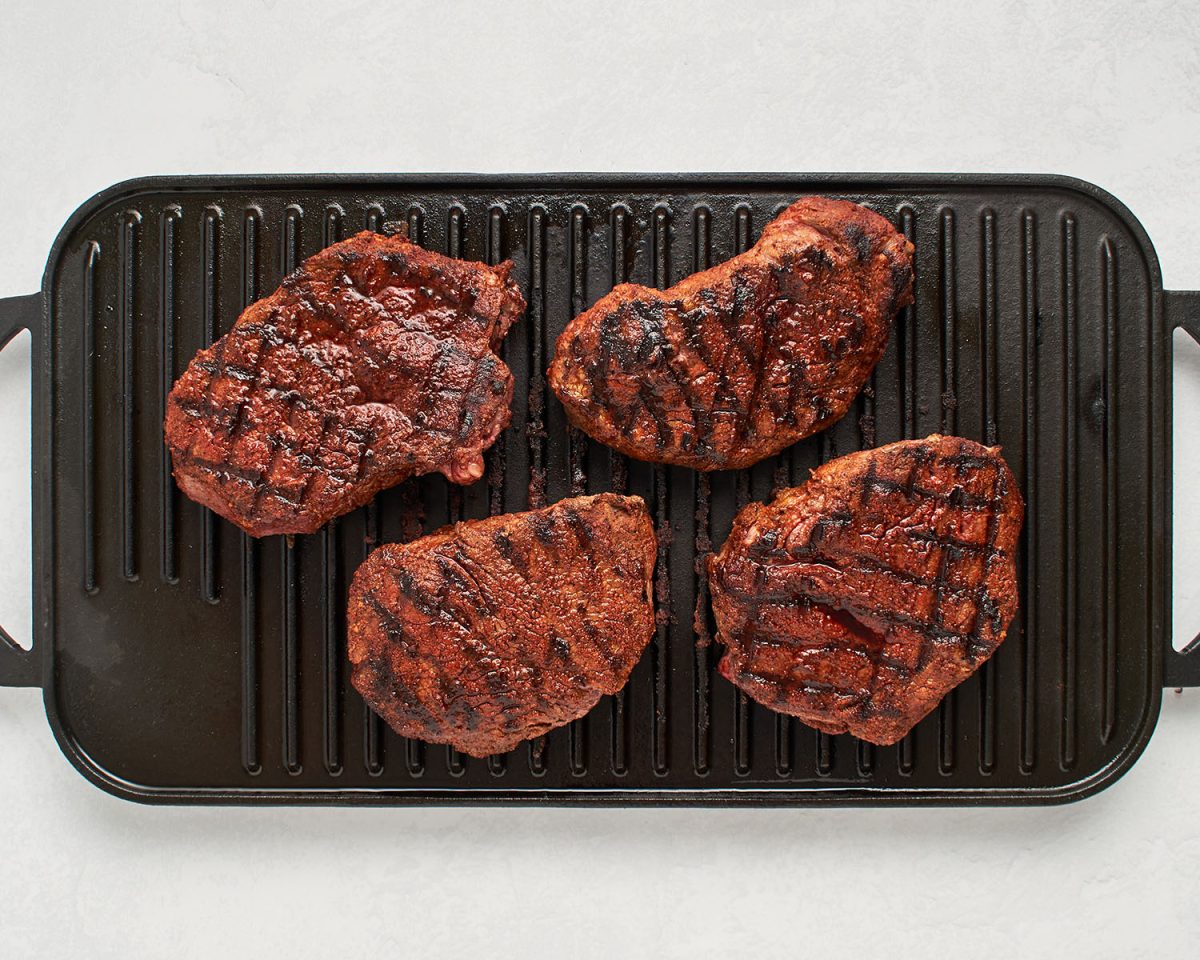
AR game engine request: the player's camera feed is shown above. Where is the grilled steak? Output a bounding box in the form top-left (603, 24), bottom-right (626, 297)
top-left (348, 493), bottom-right (657, 757)
top-left (707, 435), bottom-right (1023, 745)
top-left (165, 231), bottom-right (525, 537)
top-left (548, 197), bottom-right (913, 470)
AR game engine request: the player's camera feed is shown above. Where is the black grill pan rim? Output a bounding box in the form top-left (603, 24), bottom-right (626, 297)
top-left (42, 170), bottom-right (1164, 293)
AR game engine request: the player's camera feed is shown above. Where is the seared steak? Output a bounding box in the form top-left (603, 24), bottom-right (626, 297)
top-left (348, 493), bottom-right (656, 757)
top-left (165, 231), bottom-right (525, 537)
top-left (707, 435), bottom-right (1023, 745)
top-left (548, 197), bottom-right (913, 470)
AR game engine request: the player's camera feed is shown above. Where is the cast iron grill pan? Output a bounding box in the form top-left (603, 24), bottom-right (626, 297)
top-left (0, 174), bottom-right (1193, 804)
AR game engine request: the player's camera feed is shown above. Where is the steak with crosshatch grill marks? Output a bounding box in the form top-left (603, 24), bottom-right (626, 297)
top-left (547, 197), bottom-right (913, 470)
top-left (347, 494), bottom-right (657, 757)
top-left (164, 230), bottom-right (525, 537)
top-left (707, 435), bottom-right (1023, 745)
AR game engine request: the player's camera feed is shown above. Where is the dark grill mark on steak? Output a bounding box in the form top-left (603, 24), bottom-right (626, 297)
top-left (548, 197), bottom-right (914, 470)
top-left (578, 619), bottom-right (623, 672)
top-left (844, 222), bottom-right (873, 262)
top-left (164, 230), bottom-right (525, 537)
top-left (347, 494), bottom-right (657, 757)
top-left (707, 435), bottom-right (1023, 746)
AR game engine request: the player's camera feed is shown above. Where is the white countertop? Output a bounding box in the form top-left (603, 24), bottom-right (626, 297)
top-left (2, 1), bottom-right (1199, 956)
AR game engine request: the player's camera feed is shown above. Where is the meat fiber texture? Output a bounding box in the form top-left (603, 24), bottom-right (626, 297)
top-left (165, 231), bottom-right (525, 537)
top-left (548, 196), bottom-right (913, 470)
top-left (707, 435), bottom-right (1023, 745)
top-left (347, 494), bottom-right (657, 757)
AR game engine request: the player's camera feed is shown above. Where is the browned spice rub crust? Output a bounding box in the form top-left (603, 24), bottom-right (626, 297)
top-left (348, 494), bottom-right (657, 757)
top-left (708, 435), bottom-right (1023, 745)
top-left (548, 197), bottom-right (913, 470)
top-left (165, 230), bottom-right (525, 537)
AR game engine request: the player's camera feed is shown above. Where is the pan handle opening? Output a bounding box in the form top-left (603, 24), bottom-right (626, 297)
top-left (0, 292), bottom-right (40, 688)
top-left (1167, 289), bottom-right (1200, 687)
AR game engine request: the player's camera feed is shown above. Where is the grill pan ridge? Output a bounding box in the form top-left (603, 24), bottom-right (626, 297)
top-left (0, 172), bottom-right (1193, 805)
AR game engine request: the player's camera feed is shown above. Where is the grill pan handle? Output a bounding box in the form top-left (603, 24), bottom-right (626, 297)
top-left (0, 292), bottom-right (41, 687)
top-left (1166, 289), bottom-right (1200, 687)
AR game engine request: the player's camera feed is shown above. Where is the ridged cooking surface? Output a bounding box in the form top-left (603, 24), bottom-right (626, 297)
top-left (43, 179), bottom-right (1164, 800)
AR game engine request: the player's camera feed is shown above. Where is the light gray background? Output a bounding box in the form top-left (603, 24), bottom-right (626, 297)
top-left (2, 1), bottom-right (1199, 956)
